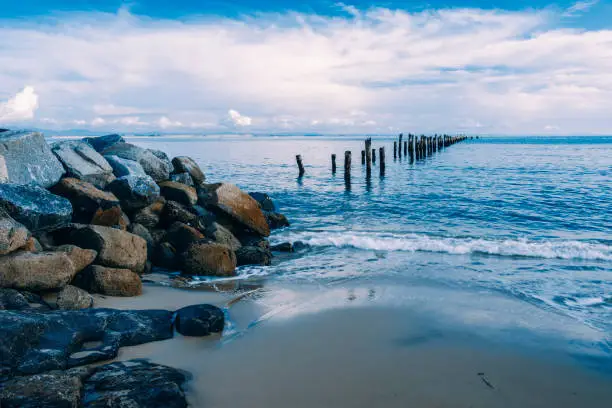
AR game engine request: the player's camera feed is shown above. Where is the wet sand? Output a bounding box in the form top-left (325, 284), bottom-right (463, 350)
top-left (96, 279), bottom-right (612, 408)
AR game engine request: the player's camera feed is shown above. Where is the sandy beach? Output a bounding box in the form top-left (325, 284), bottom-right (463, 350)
top-left (95, 276), bottom-right (612, 408)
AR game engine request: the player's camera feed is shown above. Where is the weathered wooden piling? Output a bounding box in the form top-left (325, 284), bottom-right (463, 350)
top-left (365, 138), bottom-right (372, 178)
top-left (393, 141), bottom-right (397, 159)
top-left (331, 154), bottom-right (337, 174)
top-left (408, 134), bottom-right (414, 160)
top-left (403, 140), bottom-right (407, 156)
top-left (361, 150), bottom-right (366, 165)
top-left (398, 134), bottom-right (403, 158)
top-left (379, 147), bottom-right (385, 176)
top-left (372, 148), bottom-right (376, 163)
top-left (344, 150), bottom-right (351, 181)
top-left (296, 154), bottom-right (305, 177)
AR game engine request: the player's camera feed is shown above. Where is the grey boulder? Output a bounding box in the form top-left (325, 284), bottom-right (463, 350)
top-left (50, 141), bottom-right (115, 188)
top-left (175, 304), bottom-right (224, 337)
top-left (105, 154), bottom-right (148, 178)
top-left (100, 142), bottom-right (171, 182)
top-left (83, 134), bottom-right (125, 152)
top-left (171, 156), bottom-right (205, 185)
top-left (0, 130), bottom-right (65, 188)
top-left (108, 175), bottom-right (160, 211)
top-left (0, 212), bottom-right (30, 255)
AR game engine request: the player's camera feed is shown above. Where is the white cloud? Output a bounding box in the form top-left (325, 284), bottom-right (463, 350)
top-left (158, 116), bottom-right (183, 129)
top-left (0, 86), bottom-right (39, 122)
top-left (227, 109), bottom-right (252, 127)
top-left (564, 1), bottom-right (599, 17)
top-left (0, 8), bottom-right (610, 134)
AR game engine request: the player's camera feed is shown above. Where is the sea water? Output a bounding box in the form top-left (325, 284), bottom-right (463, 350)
top-left (129, 135), bottom-right (610, 362)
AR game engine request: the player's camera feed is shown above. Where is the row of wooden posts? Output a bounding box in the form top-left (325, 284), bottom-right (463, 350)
top-left (295, 134), bottom-right (470, 181)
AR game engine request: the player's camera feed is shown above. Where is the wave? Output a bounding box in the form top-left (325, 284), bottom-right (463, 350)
top-left (273, 231), bottom-right (612, 261)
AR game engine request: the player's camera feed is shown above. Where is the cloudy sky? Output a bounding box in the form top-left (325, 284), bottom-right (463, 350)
top-left (0, 1), bottom-right (610, 135)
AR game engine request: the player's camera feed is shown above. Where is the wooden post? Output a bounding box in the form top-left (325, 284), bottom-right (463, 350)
top-left (296, 155), bottom-right (305, 177)
top-left (404, 140), bottom-right (407, 156)
top-left (331, 154), bottom-right (337, 174)
top-left (372, 148), bottom-right (376, 163)
top-left (393, 141), bottom-right (397, 159)
top-left (409, 134), bottom-right (414, 160)
top-left (398, 134), bottom-right (403, 158)
top-left (365, 138), bottom-right (372, 178)
top-left (361, 150), bottom-right (365, 165)
top-left (379, 147), bottom-right (385, 176)
top-left (344, 150), bottom-right (351, 188)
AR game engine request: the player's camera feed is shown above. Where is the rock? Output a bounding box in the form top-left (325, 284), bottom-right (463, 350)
top-left (265, 211), bottom-right (290, 229)
top-left (44, 285), bottom-right (94, 310)
top-left (182, 242), bottom-right (237, 276)
top-left (0, 130), bottom-right (65, 187)
top-left (50, 141), bottom-right (115, 188)
top-left (99, 142), bottom-right (171, 182)
top-left (0, 212), bottom-right (30, 255)
top-left (169, 172), bottom-right (194, 187)
top-left (0, 251), bottom-right (76, 291)
top-left (0, 288), bottom-right (30, 310)
top-left (159, 181), bottom-right (197, 207)
top-left (175, 304), bottom-right (224, 337)
top-left (108, 175), bottom-right (160, 211)
top-left (237, 232), bottom-right (271, 252)
top-left (51, 177), bottom-right (122, 225)
top-left (271, 242), bottom-right (294, 252)
top-left (152, 242), bottom-right (178, 270)
top-left (0, 184), bottom-right (72, 232)
top-left (54, 244), bottom-right (97, 272)
top-left (0, 308), bottom-right (173, 378)
top-left (81, 360), bottom-right (188, 408)
top-left (199, 183), bottom-right (270, 237)
top-left (171, 156), bottom-right (205, 185)
top-left (62, 224), bottom-right (147, 273)
top-left (83, 134), bottom-right (125, 152)
top-left (292, 241), bottom-right (309, 251)
top-left (235, 246), bottom-right (272, 266)
top-left (206, 222), bottom-right (241, 252)
top-left (105, 154), bottom-right (147, 178)
top-left (0, 371), bottom-right (83, 408)
top-left (129, 223), bottom-right (155, 253)
top-left (164, 222), bottom-right (205, 253)
top-left (74, 265), bottom-right (142, 297)
top-left (20, 237), bottom-right (42, 252)
top-left (249, 192), bottom-right (276, 211)
top-left (132, 198), bottom-right (165, 229)
top-left (160, 200), bottom-right (198, 227)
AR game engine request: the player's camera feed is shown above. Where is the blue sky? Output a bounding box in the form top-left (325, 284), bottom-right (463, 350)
top-left (0, 1), bottom-right (611, 134)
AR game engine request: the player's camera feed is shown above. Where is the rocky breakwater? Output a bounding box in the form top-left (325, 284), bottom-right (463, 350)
top-left (0, 130), bottom-right (290, 407)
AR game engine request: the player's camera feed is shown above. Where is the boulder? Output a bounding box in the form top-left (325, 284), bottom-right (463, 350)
top-left (271, 242), bottom-right (294, 252)
top-left (20, 237), bottom-right (42, 252)
top-left (169, 172), bottom-right (194, 187)
top-left (132, 198), bottom-right (165, 229)
top-left (0, 308), bottom-right (173, 378)
top-left (237, 232), bottom-right (271, 252)
top-left (0, 251), bottom-right (76, 291)
top-left (171, 156), bottom-right (205, 185)
top-left (104, 154), bottom-right (147, 178)
top-left (182, 242), bottom-right (237, 276)
top-left (81, 360), bottom-right (188, 408)
top-left (265, 211), bottom-right (290, 229)
top-left (0, 130), bottom-right (65, 187)
top-left (83, 134), bottom-right (125, 152)
top-left (0, 213), bottom-right (30, 255)
top-left (206, 222), bottom-right (241, 252)
top-left (175, 304), bottom-right (224, 337)
top-left (129, 223), bottom-right (155, 253)
top-left (199, 183), bottom-right (270, 237)
top-left (50, 141), bottom-right (115, 188)
top-left (0, 371), bottom-right (83, 408)
top-left (160, 200), bottom-right (199, 227)
top-left (164, 222), bottom-right (205, 253)
top-left (62, 225), bottom-right (147, 273)
top-left (159, 181), bottom-right (197, 207)
top-left (152, 242), bottom-right (178, 270)
top-left (99, 142), bottom-right (171, 182)
top-left (51, 177), bottom-right (122, 225)
top-left (43, 285), bottom-right (94, 310)
top-left (54, 244), bottom-right (97, 272)
top-left (235, 246), bottom-right (272, 266)
top-left (249, 192), bottom-right (276, 212)
top-left (0, 184), bottom-right (72, 232)
top-left (73, 265), bottom-right (142, 297)
top-left (108, 175), bottom-right (160, 211)
top-left (0, 288), bottom-right (30, 310)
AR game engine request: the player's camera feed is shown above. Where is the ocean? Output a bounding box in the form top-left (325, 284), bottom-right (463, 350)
top-left (128, 134), bottom-right (611, 369)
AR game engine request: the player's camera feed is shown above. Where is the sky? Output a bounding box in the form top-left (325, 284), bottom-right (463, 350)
top-left (0, 1), bottom-right (611, 135)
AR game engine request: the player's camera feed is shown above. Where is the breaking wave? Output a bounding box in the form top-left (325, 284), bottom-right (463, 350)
top-left (273, 231), bottom-right (612, 261)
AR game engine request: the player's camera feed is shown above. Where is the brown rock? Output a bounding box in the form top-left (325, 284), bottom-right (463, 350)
top-left (73, 265), bottom-right (142, 297)
top-left (159, 181), bottom-right (197, 207)
top-left (164, 222), bottom-right (205, 253)
top-left (182, 242), bottom-right (237, 276)
top-left (199, 183), bottom-right (270, 237)
top-left (132, 198), bottom-right (165, 229)
top-left (207, 222), bottom-right (241, 252)
top-left (64, 225), bottom-right (147, 274)
top-left (161, 200), bottom-right (198, 227)
top-left (51, 177), bottom-right (121, 225)
top-left (43, 284), bottom-right (94, 310)
top-left (0, 251), bottom-right (75, 291)
top-left (54, 244), bottom-right (97, 272)
top-left (236, 246), bottom-right (272, 266)
top-left (265, 212), bottom-right (290, 229)
top-left (171, 156), bottom-right (206, 185)
top-left (20, 237), bottom-right (42, 253)
top-left (0, 214), bottom-right (30, 255)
